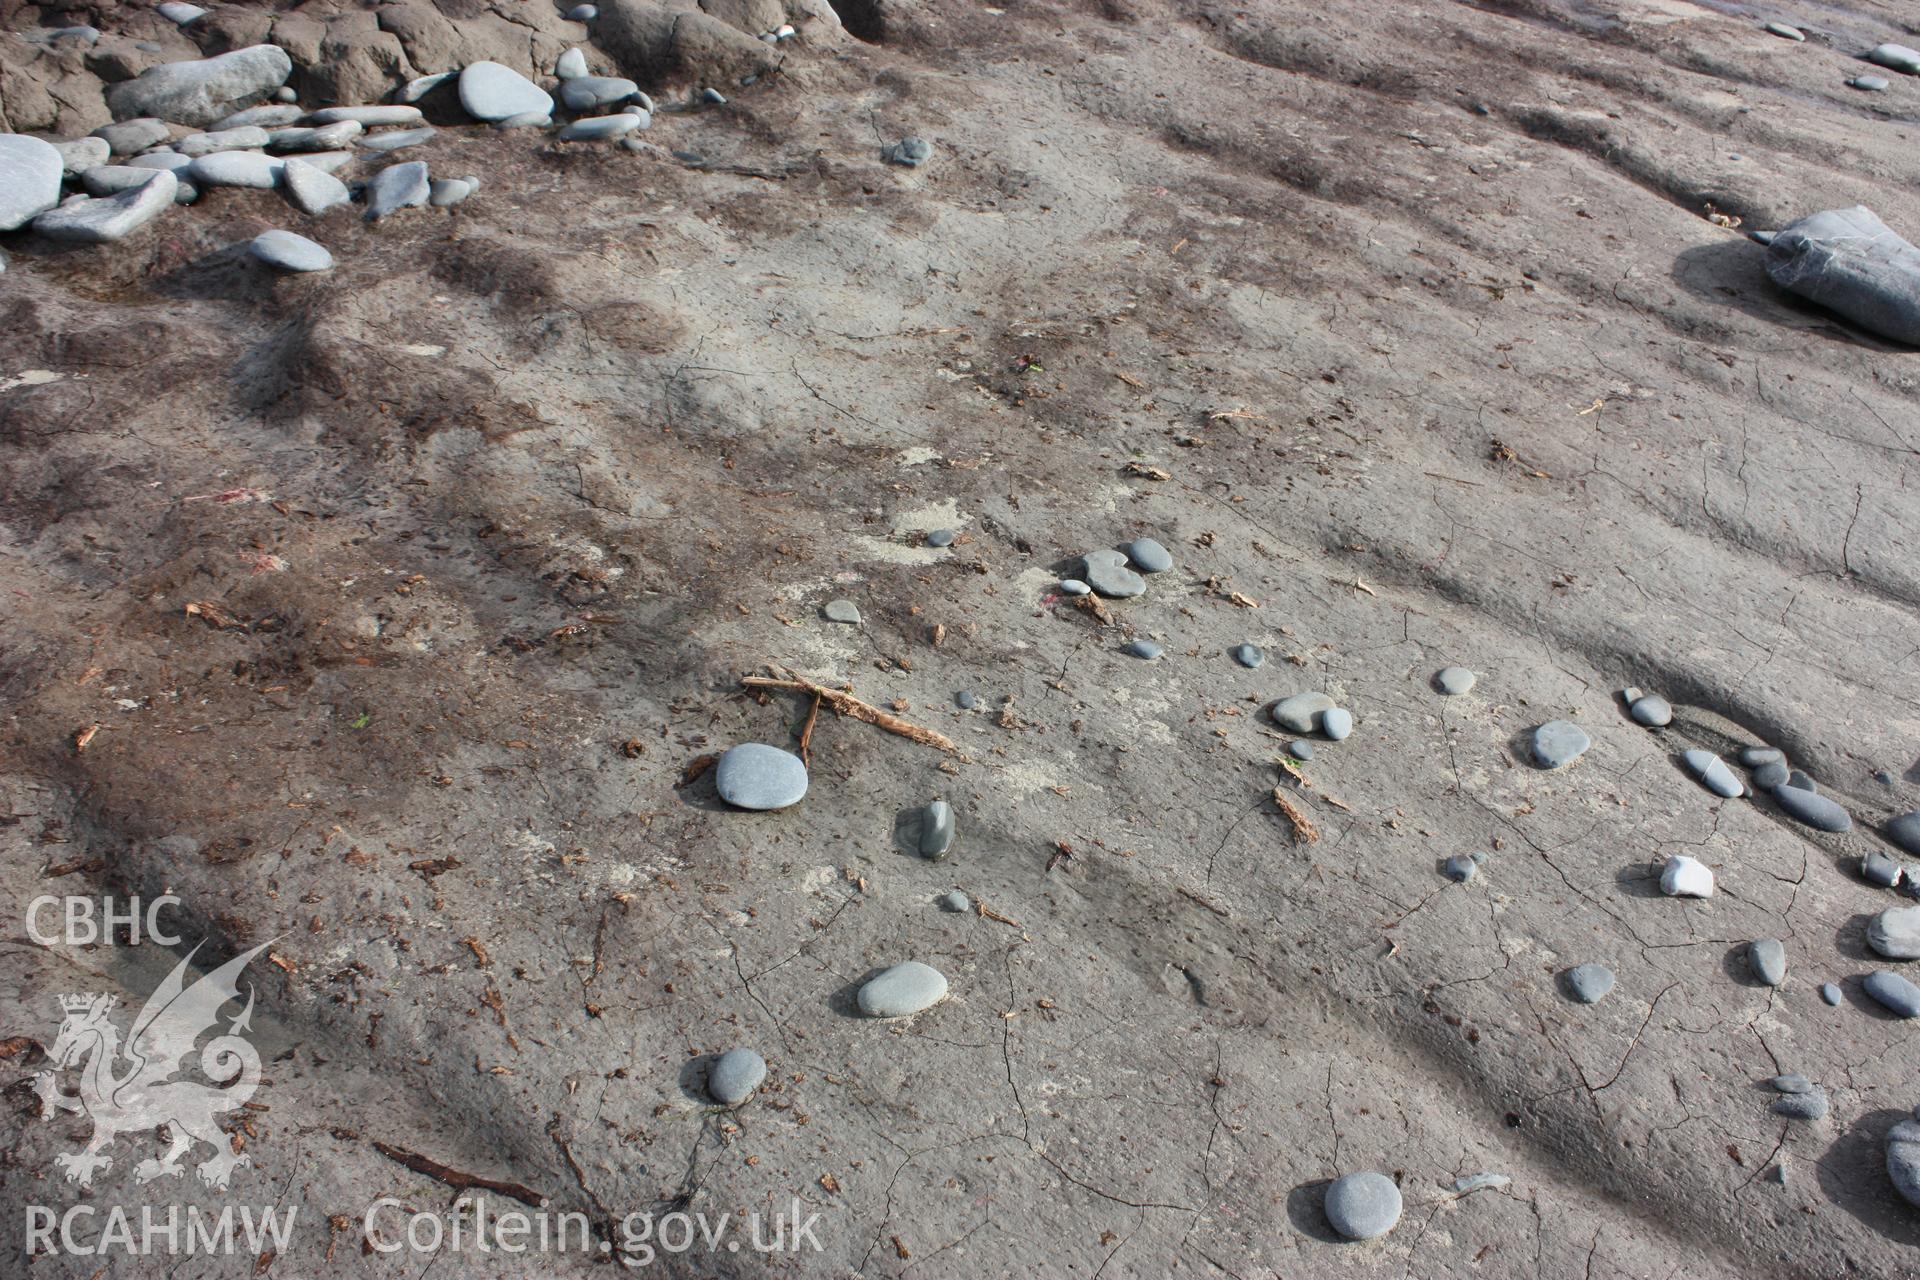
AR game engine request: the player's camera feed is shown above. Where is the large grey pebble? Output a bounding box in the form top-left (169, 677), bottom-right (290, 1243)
top-left (823, 599), bottom-right (861, 624)
top-left (1435, 666), bottom-right (1475, 696)
top-left (1772, 783), bottom-right (1851, 833)
top-left (311, 105), bottom-right (422, 127)
top-left (1749, 938), bottom-right (1786, 987)
top-left (93, 118), bottom-right (172, 155)
top-left (1868, 905), bottom-right (1920, 960)
top-left (1863, 853), bottom-right (1904, 889)
top-left (364, 160), bottom-right (430, 221)
top-left (53, 136), bottom-right (111, 174)
top-left (1771, 1091), bottom-right (1829, 1121)
top-left (1566, 963), bottom-right (1614, 1003)
top-left (282, 157), bottom-right (349, 214)
top-left (158, 1), bottom-right (206, 22)
top-left (1274, 692), bottom-right (1335, 734)
top-left (1531, 720), bottom-right (1590, 769)
top-left (1865, 970), bottom-right (1920, 1018)
top-left (1867, 43), bottom-right (1920, 75)
top-left (187, 150), bottom-right (283, 187)
top-left (125, 152), bottom-right (192, 171)
top-left (267, 122), bottom-right (364, 153)
top-left (858, 962), bottom-right (948, 1017)
top-left (0, 134), bottom-right (64, 230)
top-left (714, 743), bottom-right (807, 811)
top-left (1629, 695), bottom-right (1672, 727)
top-left (213, 104), bottom-right (303, 131)
top-left (558, 115), bottom-right (640, 141)
top-left (1851, 74), bottom-right (1892, 92)
top-left (108, 45), bottom-right (293, 128)
top-left (556, 48), bottom-right (589, 79)
top-left (1231, 643), bottom-right (1263, 669)
top-left (1752, 760), bottom-right (1789, 788)
top-left (1320, 707), bottom-right (1353, 740)
top-left (1323, 1172), bottom-right (1402, 1241)
top-left (249, 229), bottom-right (332, 272)
top-left (33, 171), bottom-right (176, 242)
top-left (1124, 537), bottom-right (1173, 573)
top-left (1888, 1119), bottom-right (1920, 1208)
top-left (174, 126), bottom-right (268, 158)
top-left (708, 1048), bottom-right (765, 1104)
top-left (81, 165), bottom-right (174, 197)
top-left (459, 61), bottom-right (554, 122)
top-left (1888, 811), bottom-right (1920, 857)
top-left (919, 800), bottom-right (955, 859)
top-left (560, 76), bottom-right (639, 111)
top-left (1080, 551), bottom-right (1146, 599)
top-left (1681, 749), bottom-right (1741, 798)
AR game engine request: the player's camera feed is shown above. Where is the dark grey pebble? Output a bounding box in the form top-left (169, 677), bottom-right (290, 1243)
top-left (1749, 938), bottom-right (1786, 987)
top-left (1752, 760), bottom-right (1789, 788)
top-left (1865, 970), bottom-right (1920, 1018)
top-left (1888, 811), bottom-right (1920, 857)
top-left (1287, 740), bottom-right (1314, 762)
top-left (885, 137), bottom-right (932, 167)
top-left (1772, 1091), bottom-right (1829, 1121)
top-left (1124, 537), bottom-right (1173, 573)
top-left (1081, 550), bottom-right (1146, 599)
top-left (1851, 74), bottom-right (1892, 91)
top-left (1773, 783), bottom-right (1850, 832)
top-left (1889, 1119), bottom-right (1920, 1208)
top-left (1863, 853), bottom-right (1905, 889)
top-left (1770, 1073), bottom-right (1813, 1094)
top-left (1630, 695), bottom-right (1673, 727)
top-left (1442, 854), bottom-right (1477, 883)
top-left (1821, 982), bottom-right (1842, 1006)
top-left (955, 691), bottom-right (977, 710)
top-left (1785, 770), bottom-right (1816, 793)
top-left (1231, 643), bottom-right (1264, 669)
top-left (919, 800), bottom-right (955, 859)
top-left (1566, 963), bottom-right (1615, 1003)
top-left (926, 528), bottom-right (955, 547)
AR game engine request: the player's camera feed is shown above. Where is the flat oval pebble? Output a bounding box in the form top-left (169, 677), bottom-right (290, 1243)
top-left (1821, 982), bottom-right (1842, 1006)
top-left (558, 115), bottom-right (638, 141)
top-left (1435, 666), bottom-right (1475, 695)
top-left (1531, 720), bottom-right (1590, 769)
top-left (1629, 695), bottom-right (1672, 727)
top-left (1851, 74), bottom-right (1892, 91)
top-left (926, 528), bottom-right (954, 547)
top-left (1058, 579), bottom-right (1091, 596)
top-left (569, 3), bottom-right (598, 19)
top-left (493, 111), bottom-right (552, 130)
top-left (1889, 1119), bottom-right (1920, 1208)
top-left (458, 61), bottom-right (554, 122)
top-left (1681, 748), bottom-right (1741, 798)
top-left (1863, 853), bottom-right (1904, 888)
top-left (1867, 42), bottom-right (1920, 74)
top-left (857, 962), bottom-right (948, 1017)
top-left (359, 127), bottom-right (436, 153)
top-left (1274, 692), bottom-right (1335, 734)
top-left (82, 165), bottom-right (173, 196)
top-left (1770, 1073), bottom-right (1813, 1094)
top-left (53, 136), bottom-right (111, 173)
top-left (1771, 1091), bottom-right (1828, 1121)
top-left (937, 890), bottom-right (970, 913)
top-left (823, 599), bottom-right (861, 624)
top-left (1320, 707), bottom-right (1353, 741)
top-left (249, 229), bottom-right (332, 272)
top-left (1764, 21), bottom-right (1804, 40)
top-left (1123, 638), bottom-right (1162, 660)
top-left (174, 125), bottom-right (268, 157)
top-left (1442, 854), bottom-right (1477, 883)
top-left (1124, 537), bottom-right (1172, 573)
top-left (267, 122), bottom-right (363, 153)
top-left (1287, 739), bottom-right (1314, 761)
top-left (1749, 938), bottom-right (1786, 987)
top-left (187, 150), bottom-right (282, 187)
top-left (919, 800), bottom-right (955, 859)
top-left (1772, 783), bottom-right (1851, 833)
top-left (94, 118), bottom-right (172, 155)
top-left (708, 1048), bottom-right (765, 1104)
top-left (1323, 1172), bottom-right (1401, 1241)
top-left (1888, 811), bottom-right (1920, 857)
top-left (213, 104), bottom-right (302, 131)
top-left (1752, 759), bottom-right (1788, 788)
top-left (1230, 643), bottom-right (1263, 669)
top-left (1740, 746), bottom-right (1783, 767)
top-left (0, 134), bottom-right (66, 230)
top-left (1864, 970), bottom-right (1920, 1018)
top-left (312, 105), bottom-right (422, 127)
top-left (1868, 905), bottom-right (1920, 960)
top-left (1660, 854), bottom-right (1714, 898)
top-left (559, 76), bottom-right (638, 111)
top-left (1566, 962), bottom-right (1614, 1003)
top-left (713, 743), bottom-right (808, 810)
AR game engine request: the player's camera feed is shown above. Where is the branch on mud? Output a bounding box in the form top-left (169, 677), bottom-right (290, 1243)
top-left (742, 674), bottom-right (959, 755)
top-left (370, 1141), bottom-right (547, 1208)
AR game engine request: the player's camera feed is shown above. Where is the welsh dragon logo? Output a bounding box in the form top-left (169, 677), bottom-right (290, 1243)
top-left (32, 940), bottom-right (271, 1190)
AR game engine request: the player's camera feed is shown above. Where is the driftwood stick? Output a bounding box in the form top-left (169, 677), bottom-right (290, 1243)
top-left (743, 675), bottom-right (959, 754)
top-left (798, 691), bottom-right (822, 765)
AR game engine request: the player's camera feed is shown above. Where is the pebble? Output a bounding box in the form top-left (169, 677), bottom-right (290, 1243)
top-left (53, 136), bottom-right (111, 174)
top-left (1274, 692), bottom-right (1335, 734)
top-left (1123, 638), bottom-right (1163, 660)
top-left (1231, 643), bottom-right (1263, 669)
top-left (249, 229), bottom-right (332, 272)
top-left (919, 800), bottom-right (955, 859)
top-left (1864, 970), bottom-right (1920, 1018)
top-left (1863, 853), bottom-right (1905, 889)
top-left (1772, 783), bottom-right (1850, 833)
top-left (857, 962), bottom-right (948, 1017)
top-left (1821, 981), bottom-right (1842, 1004)
top-left (1771, 1091), bottom-right (1828, 1121)
top-left (1058, 579), bottom-right (1091, 596)
top-left (213, 104), bottom-right (303, 131)
top-left (1868, 906), bottom-right (1920, 960)
top-left (937, 891), bottom-right (971, 913)
top-left (707, 1048), bottom-right (765, 1105)
top-left (1323, 1172), bottom-right (1402, 1241)
top-left (1876, 769), bottom-right (1895, 785)
top-left (713, 743), bottom-right (808, 811)
top-left (1851, 75), bottom-right (1892, 92)
top-left (1740, 746), bottom-right (1783, 766)
top-left (1888, 811), bottom-right (1920, 857)
top-left (493, 112), bottom-right (552, 131)
top-left (81, 166), bottom-right (175, 197)
top-left (1660, 854), bottom-right (1714, 898)
top-left (885, 137), bottom-right (932, 167)
top-left (294, 151), bottom-right (354, 173)
top-left (458, 61), bottom-right (555, 122)
top-left (364, 160), bottom-right (429, 220)
top-left (187, 151), bottom-right (283, 188)
top-left (400, 72), bottom-right (456, 103)
top-left (158, 1), bottom-right (207, 22)
top-left (125, 152), bottom-right (192, 171)
top-left (311, 105), bottom-right (422, 127)
top-left (1566, 962), bottom-right (1615, 1003)
top-left (1681, 748), bottom-right (1741, 798)
top-left (33, 171), bottom-right (176, 242)
top-left (1320, 707), bottom-right (1353, 741)
top-left (926, 528), bottom-right (955, 547)
top-left (1764, 21), bottom-right (1804, 40)
top-left (1748, 938), bottom-right (1786, 987)
top-left (556, 49), bottom-right (589, 80)
top-left (0, 134), bottom-right (64, 230)
top-left (267, 122), bottom-right (364, 153)
top-left (94, 118), bottom-right (172, 155)
top-left (359, 127), bottom-right (437, 153)
top-left (560, 76), bottom-right (639, 111)
top-left (175, 126), bottom-right (269, 157)
top-left (1888, 1119), bottom-right (1920, 1208)
top-left (1770, 1074), bottom-right (1813, 1094)
top-left (1442, 854), bottom-right (1477, 883)
top-left (558, 115), bottom-right (639, 141)
top-left (1867, 43), bottom-right (1920, 75)
top-left (823, 599), bottom-right (861, 624)
top-left (569, 4), bottom-right (599, 19)
top-left (955, 691), bottom-right (977, 710)
top-left (1629, 695), bottom-right (1672, 727)
top-left (1785, 770), bottom-right (1816, 793)
top-left (1287, 740), bottom-right (1314, 761)
top-left (1435, 666), bottom-right (1475, 696)
top-left (702, 87), bottom-right (728, 105)
top-left (281, 158), bottom-right (350, 215)
top-left (1451, 1173), bottom-right (1510, 1195)
top-left (1531, 720), bottom-right (1590, 769)
top-left (274, 87), bottom-right (298, 103)
top-left (1080, 551), bottom-right (1146, 599)
top-left (1124, 537), bottom-right (1173, 573)
top-left (108, 45), bottom-right (294, 128)
top-left (428, 177), bottom-right (476, 208)
top-left (1752, 759), bottom-right (1788, 789)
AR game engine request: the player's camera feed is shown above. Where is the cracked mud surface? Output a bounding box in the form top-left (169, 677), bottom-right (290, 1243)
top-left (4, 0), bottom-right (1920, 1275)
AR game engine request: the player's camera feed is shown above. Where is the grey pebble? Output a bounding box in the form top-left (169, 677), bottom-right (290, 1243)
top-left (188, 150), bottom-right (282, 187)
top-left (1851, 74), bottom-right (1892, 92)
top-left (81, 166), bottom-right (174, 197)
top-left (0, 134), bottom-right (64, 231)
top-left (494, 111), bottom-right (552, 131)
top-left (1752, 760), bottom-right (1789, 788)
top-left (1123, 638), bottom-right (1163, 660)
top-left (1749, 938), bottom-right (1786, 987)
top-left (937, 890), bottom-right (971, 913)
top-left (1821, 982), bottom-right (1843, 1006)
top-left (713, 743), bottom-right (808, 811)
top-left (267, 122), bottom-right (365, 153)
top-left (1629, 695), bottom-right (1673, 727)
top-left (1230, 643), bottom-right (1264, 669)
top-left (214, 104), bottom-right (302, 131)
top-left (1531, 720), bottom-right (1590, 769)
top-left (885, 137), bottom-right (932, 167)
top-left (1771, 1091), bottom-right (1829, 1121)
top-left (1773, 783), bottom-right (1851, 832)
top-left (560, 76), bottom-right (639, 111)
top-left (364, 160), bottom-right (429, 221)
top-left (53, 136), bottom-right (111, 174)
top-left (1566, 962), bottom-right (1615, 1003)
top-left (428, 177), bottom-right (476, 208)
top-left (1274, 692), bottom-right (1335, 734)
top-left (1435, 666), bottom-right (1475, 696)
top-left (1890, 1119), bottom-right (1920, 1209)
top-left (1124, 537), bottom-right (1173, 573)
top-left (1442, 854), bottom-right (1477, 883)
top-left (701, 87), bottom-right (728, 104)
top-left (1740, 746), bottom-right (1784, 766)
top-left (311, 105), bottom-right (422, 127)
top-left (173, 125), bottom-right (269, 157)
top-left (1287, 740), bottom-right (1314, 761)
top-left (249, 229), bottom-right (332, 272)
top-left (459, 62), bottom-right (555, 122)
top-left (823, 599), bottom-right (861, 624)
top-left (33, 171), bottom-right (176, 242)
top-left (1764, 21), bottom-right (1804, 40)
top-left (1323, 1172), bottom-right (1401, 1241)
top-left (107, 45), bottom-right (292, 128)
top-left (1868, 905), bottom-right (1920, 960)
top-left (1863, 853), bottom-right (1905, 889)
top-left (558, 116), bottom-right (639, 141)
top-left (556, 48), bottom-right (589, 80)
top-left (1451, 1173), bottom-right (1510, 1195)
top-left (282, 158), bottom-right (350, 215)
top-left (1866, 42), bottom-right (1920, 75)
top-left (919, 800), bottom-right (955, 859)
top-left (568, 3), bottom-right (599, 18)
top-left (955, 691), bottom-right (977, 710)
top-left (926, 528), bottom-right (955, 547)
top-left (1080, 550), bottom-right (1146, 599)
top-left (358, 127), bottom-right (436, 153)
top-left (1785, 770), bottom-right (1817, 793)
top-left (400, 72), bottom-right (456, 103)
top-left (1682, 748), bottom-right (1741, 798)
top-left (1887, 811), bottom-right (1920, 857)
top-left (708, 1048), bottom-right (765, 1105)
top-left (1769, 1074), bottom-right (1813, 1094)
top-left (1058, 579), bottom-right (1092, 596)
top-left (857, 962), bottom-right (948, 1017)
top-left (93, 118), bottom-right (172, 155)
top-left (1320, 707), bottom-right (1353, 741)
top-left (1865, 970), bottom-right (1920, 1018)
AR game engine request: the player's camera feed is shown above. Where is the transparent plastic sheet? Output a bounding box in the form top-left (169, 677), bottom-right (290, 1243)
top-left (1761, 206), bottom-right (1920, 346)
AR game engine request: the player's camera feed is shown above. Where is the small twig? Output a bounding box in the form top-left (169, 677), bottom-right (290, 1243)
top-left (978, 902), bottom-right (1022, 928)
top-left (742, 675), bottom-right (958, 754)
top-left (370, 1142), bottom-right (546, 1208)
top-left (1270, 788), bottom-right (1321, 843)
top-left (798, 692), bottom-right (822, 766)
